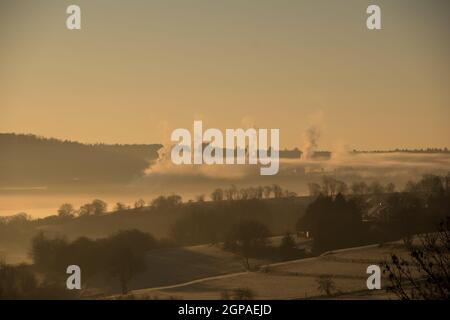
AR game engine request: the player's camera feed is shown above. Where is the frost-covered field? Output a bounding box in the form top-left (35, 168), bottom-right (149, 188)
top-left (128, 242), bottom-right (409, 300)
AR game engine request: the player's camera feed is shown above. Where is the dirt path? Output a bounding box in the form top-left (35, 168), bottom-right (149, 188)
top-left (132, 271), bottom-right (250, 295)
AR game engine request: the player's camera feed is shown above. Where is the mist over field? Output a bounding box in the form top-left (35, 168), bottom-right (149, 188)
top-left (1, 149), bottom-right (449, 218)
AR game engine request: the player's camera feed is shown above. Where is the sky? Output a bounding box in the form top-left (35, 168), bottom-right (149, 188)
top-left (0, 0), bottom-right (449, 150)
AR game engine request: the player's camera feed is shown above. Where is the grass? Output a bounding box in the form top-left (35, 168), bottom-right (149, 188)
top-left (116, 241), bottom-right (409, 300)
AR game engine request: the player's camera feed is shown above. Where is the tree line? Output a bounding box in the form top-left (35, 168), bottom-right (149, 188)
top-left (307, 176), bottom-right (396, 197)
top-left (0, 133), bottom-right (161, 187)
top-left (54, 184), bottom-right (296, 219)
top-left (298, 174), bottom-right (450, 253)
top-left (30, 229), bottom-right (163, 296)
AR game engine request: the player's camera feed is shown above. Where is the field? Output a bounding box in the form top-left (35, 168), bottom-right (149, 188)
top-left (107, 241), bottom-right (410, 300)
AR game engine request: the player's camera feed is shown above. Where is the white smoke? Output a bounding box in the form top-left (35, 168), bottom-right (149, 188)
top-left (302, 126), bottom-right (321, 159)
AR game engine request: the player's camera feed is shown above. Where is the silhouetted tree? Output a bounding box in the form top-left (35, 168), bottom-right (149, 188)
top-left (316, 275), bottom-right (337, 297)
top-left (133, 199), bottom-right (146, 209)
top-left (308, 183), bottom-right (322, 197)
top-left (103, 229), bottom-right (156, 294)
top-left (414, 174), bottom-right (446, 198)
top-left (224, 220), bottom-right (270, 269)
top-left (224, 185), bottom-right (238, 201)
top-left (381, 192), bottom-right (424, 238)
top-left (256, 186), bottom-right (264, 199)
top-left (91, 199), bottom-right (107, 214)
top-left (369, 181), bottom-right (385, 195)
top-left (30, 232), bottom-right (69, 276)
top-left (78, 199), bottom-right (107, 216)
top-left (382, 218), bottom-right (450, 300)
top-left (297, 194), bottom-right (364, 252)
top-left (150, 195), bottom-right (182, 209)
top-left (57, 203), bottom-right (75, 219)
top-left (0, 263), bottom-right (38, 299)
top-left (239, 188), bottom-right (249, 200)
top-left (386, 182), bottom-right (396, 193)
top-left (30, 230), bottom-right (157, 295)
top-left (336, 181), bottom-right (348, 195)
top-left (211, 188), bottom-right (224, 201)
top-left (320, 177), bottom-right (347, 197)
top-left (195, 194), bottom-right (205, 202)
top-left (272, 184), bottom-right (283, 198)
top-left (0, 262), bottom-right (75, 299)
top-left (321, 176), bottom-right (336, 196)
top-left (263, 185), bottom-right (272, 199)
top-left (114, 202), bottom-right (128, 211)
top-left (221, 288), bottom-right (255, 300)
top-left (351, 181), bottom-right (369, 195)
top-left (279, 232), bottom-right (299, 260)
top-left (404, 180), bottom-right (418, 193)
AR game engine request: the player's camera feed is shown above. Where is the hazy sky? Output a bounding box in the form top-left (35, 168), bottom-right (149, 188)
top-left (1, 0), bottom-right (449, 150)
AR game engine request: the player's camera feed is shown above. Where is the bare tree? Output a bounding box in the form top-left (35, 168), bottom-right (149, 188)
top-left (211, 188), bottom-right (224, 201)
top-left (78, 199), bottom-right (107, 216)
top-left (369, 181), bottom-right (385, 195)
top-left (272, 184), bottom-right (283, 198)
top-left (382, 218), bottom-right (450, 300)
top-left (336, 181), bottom-right (348, 195)
top-left (57, 203), bottom-right (75, 218)
top-left (223, 185), bottom-right (239, 201)
top-left (195, 194), bottom-right (205, 202)
top-left (386, 182), bottom-right (396, 193)
top-left (114, 202), bottom-right (128, 211)
top-left (308, 182), bottom-right (322, 197)
top-left (256, 186), bottom-right (264, 199)
top-left (263, 185), bottom-right (272, 199)
top-left (134, 199), bottom-right (146, 209)
top-left (316, 275), bottom-right (337, 297)
top-left (351, 181), bottom-right (369, 195)
top-left (239, 188), bottom-right (249, 200)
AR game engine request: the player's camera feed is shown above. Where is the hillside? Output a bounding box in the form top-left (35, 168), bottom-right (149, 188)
top-left (0, 133), bottom-right (162, 188)
top-left (0, 197), bottom-right (312, 264)
top-left (127, 241), bottom-right (407, 300)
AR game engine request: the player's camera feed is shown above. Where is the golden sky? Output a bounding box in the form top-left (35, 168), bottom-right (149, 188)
top-left (1, 0), bottom-right (449, 150)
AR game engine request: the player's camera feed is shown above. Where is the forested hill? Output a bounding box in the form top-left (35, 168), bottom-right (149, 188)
top-left (0, 133), bottom-right (162, 188)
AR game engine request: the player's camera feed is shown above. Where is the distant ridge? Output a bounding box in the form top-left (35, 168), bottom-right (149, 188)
top-left (352, 148), bottom-right (449, 154)
top-left (0, 133), bottom-right (162, 188)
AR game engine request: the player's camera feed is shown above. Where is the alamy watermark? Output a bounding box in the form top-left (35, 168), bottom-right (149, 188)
top-left (65, 4), bottom-right (381, 31)
top-left (170, 121), bottom-right (280, 175)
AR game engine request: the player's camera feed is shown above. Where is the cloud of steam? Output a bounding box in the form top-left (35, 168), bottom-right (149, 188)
top-left (139, 148), bottom-right (450, 197)
top-left (146, 141), bottom-right (262, 180)
top-left (303, 126), bottom-right (321, 159)
top-left (301, 109), bottom-right (325, 159)
top-left (136, 112), bottom-right (449, 197)
top-left (145, 116), bottom-right (267, 180)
